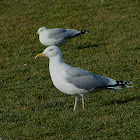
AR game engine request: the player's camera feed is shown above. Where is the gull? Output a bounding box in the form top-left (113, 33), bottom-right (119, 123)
top-left (35, 46), bottom-right (133, 111)
top-left (37, 27), bottom-right (88, 47)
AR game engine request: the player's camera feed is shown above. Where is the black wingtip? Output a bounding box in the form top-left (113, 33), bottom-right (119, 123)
top-left (81, 30), bottom-right (88, 34)
top-left (115, 81), bottom-right (132, 87)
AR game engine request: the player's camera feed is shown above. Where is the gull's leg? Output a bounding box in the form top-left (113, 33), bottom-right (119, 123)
top-left (81, 95), bottom-right (85, 110)
top-left (74, 96), bottom-right (78, 111)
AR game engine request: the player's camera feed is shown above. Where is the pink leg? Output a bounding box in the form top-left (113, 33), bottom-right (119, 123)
top-left (74, 96), bottom-right (78, 111)
top-left (81, 95), bottom-right (85, 110)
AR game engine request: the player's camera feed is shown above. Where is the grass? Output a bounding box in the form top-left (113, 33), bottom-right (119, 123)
top-left (0, 0), bottom-right (140, 139)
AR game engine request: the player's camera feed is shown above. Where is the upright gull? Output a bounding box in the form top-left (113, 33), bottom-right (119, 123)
top-left (37, 27), bottom-right (88, 47)
top-left (35, 46), bottom-right (133, 111)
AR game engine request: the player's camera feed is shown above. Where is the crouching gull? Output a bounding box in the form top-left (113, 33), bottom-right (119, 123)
top-left (35, 46), bottom-right (133, 111)
top-left (37, 27), bottom-right (88, 47)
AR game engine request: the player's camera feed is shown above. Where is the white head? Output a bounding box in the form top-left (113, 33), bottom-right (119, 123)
top-left (35, 46), bottom-right (62, 59)
top-left (37, 27), bottom-right (48, 35)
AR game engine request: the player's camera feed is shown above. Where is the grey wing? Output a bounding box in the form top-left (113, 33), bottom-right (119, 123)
top-left (66, 67), bottom-right (116, 91)
top-left (48, 28), bottom-right (80, 39)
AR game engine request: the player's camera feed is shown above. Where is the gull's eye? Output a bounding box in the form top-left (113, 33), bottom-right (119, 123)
top-left (49, 49), bottom-right (54, 51)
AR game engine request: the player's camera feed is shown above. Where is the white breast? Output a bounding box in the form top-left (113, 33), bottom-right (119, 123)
top-left (49, 62), bottom-right (87, 95)
top-left (39, 32), bottom-right (68, 46)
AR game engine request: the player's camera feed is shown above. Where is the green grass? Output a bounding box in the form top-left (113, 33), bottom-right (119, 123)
top-left (0, 0), bottom-right (140, 139)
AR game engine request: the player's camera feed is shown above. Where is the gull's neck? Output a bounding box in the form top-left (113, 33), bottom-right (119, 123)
top-left (49, 55), bottom-right (64, 68)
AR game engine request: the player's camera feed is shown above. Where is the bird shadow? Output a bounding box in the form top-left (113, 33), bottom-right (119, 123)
top-left (77, 43), bottom-right (108, 49)
top-left (104, 96), bottom-right (140, 106)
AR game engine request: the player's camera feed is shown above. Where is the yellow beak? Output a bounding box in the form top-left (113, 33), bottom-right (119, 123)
top-left (35, 53), bottom-right (45, 59)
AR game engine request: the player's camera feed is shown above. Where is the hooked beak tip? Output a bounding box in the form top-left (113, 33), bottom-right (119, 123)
top-left (35, 53), bottom-right (45, 60)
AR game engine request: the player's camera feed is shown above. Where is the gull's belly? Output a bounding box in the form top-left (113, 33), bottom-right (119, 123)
top-left (51, 74), bottom-right (87, 95)
top-left (39, 35), bottom-right (68, 46)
